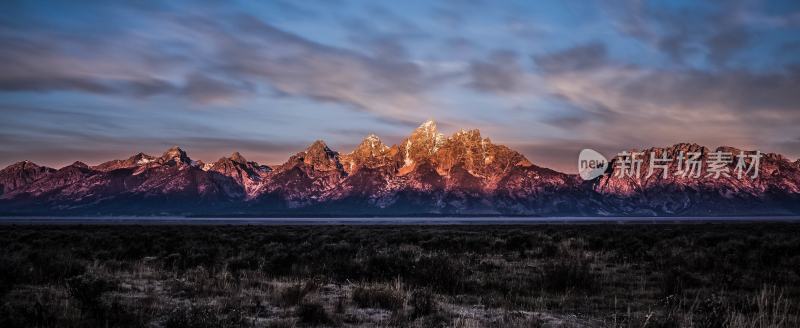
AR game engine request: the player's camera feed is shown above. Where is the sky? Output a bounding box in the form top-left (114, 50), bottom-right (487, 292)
top-left (1, 0), bottom-right (799, 173)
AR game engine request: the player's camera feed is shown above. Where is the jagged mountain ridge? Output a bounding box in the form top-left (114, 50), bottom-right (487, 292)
top-left (0, 161), bottom-right (56, 194)
top-left (1, 120), bottom-right (799, 216)
top-left (594, 143), bottom-right (800, 215)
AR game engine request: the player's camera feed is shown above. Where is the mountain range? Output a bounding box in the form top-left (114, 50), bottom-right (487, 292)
top-left (1, 120), bottom-right (799, 216)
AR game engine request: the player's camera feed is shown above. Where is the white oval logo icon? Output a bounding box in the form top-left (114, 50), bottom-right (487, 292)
top-left (578, 149), bottom-right (608, 180)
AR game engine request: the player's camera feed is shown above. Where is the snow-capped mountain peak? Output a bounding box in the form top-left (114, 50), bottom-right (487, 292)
top-left (159, 146), bottom-right (191, 164)
top-left (1, 121), bottom-right (799, 216)
top-left (230, 151), bottom-right (247, 164)
top-left (401, 120), bottom-right (446, 169)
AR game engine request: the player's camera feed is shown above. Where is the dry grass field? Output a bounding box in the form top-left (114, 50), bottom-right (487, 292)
top-left (1, 223), bottom-right (799, 327)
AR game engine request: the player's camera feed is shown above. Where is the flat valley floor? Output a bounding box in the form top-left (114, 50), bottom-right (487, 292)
top-left (1, 223), bottom-right (799, 327)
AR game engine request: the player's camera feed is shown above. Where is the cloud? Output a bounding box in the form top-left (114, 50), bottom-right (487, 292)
top-left (0, 131), bottom-right (308, 169)
top-left (619, 68), bottom-right (800, 114)
top-left (2, 1), bottom-right (799, 172)
top-left (707, 26), bottom-right (750, 64)
top-left (467, 50), bottom-right (525, 93)
top-left (533, 42), bottom-right (608, 73)
top-left (0, 33), bottom-right (180, 96)
top-left (181, 73), bottom-right (252, 105)
top-left (212, 15), bottom-right (435, 118)
top-left (0, 103), bottom-right (312, 168)
top-left (608, 0), bottom-right (757, 67)
top-left (0, 4), bottom-right (442, 123)
top-left (533, 42), bottom-right (800, 157)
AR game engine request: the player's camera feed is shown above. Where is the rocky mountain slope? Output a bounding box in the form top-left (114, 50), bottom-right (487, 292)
top-left (0, 161), bottom-right (56, 195)
top-left (594, 143), bottom-right (800, 215)
top-left (1, 121), bottom-right (798, 216)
